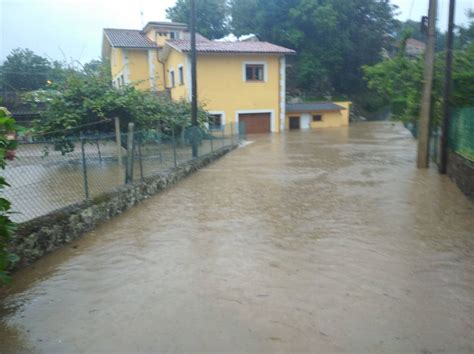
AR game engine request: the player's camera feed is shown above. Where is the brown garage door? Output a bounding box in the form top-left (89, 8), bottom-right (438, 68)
top-left (238, 113), bottom-right (271, 134)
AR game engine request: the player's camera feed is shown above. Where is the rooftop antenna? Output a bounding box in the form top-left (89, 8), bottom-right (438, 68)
top-left (139, 0), bottom-right (144, 27)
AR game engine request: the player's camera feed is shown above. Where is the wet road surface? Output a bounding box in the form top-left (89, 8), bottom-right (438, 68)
top-left (1, 122), bottom-right (473, 352)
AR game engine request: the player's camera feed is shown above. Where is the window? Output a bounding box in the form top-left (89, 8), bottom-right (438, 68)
top-left (210, 114), bottom-right (222, 129)
top-left (178, 66), bottom-right (184, 85)
top-left (169, 70), bottom-right (175, 87)
top-left (245, 64), bottom-right (264, 81)
top-left (169, 31), bottom-right (180, 40)
top-left (313, 115), bottom-right (322, 122)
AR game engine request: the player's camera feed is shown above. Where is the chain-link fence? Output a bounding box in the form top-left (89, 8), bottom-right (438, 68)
top-left (449, 107), bottom-right (474, 161)
top-left (3, 122), bottom-right (245, 223)
top-left (402, 120), bottom-right (442, 164)
top-left (403, 106), bottom-right (474, 165)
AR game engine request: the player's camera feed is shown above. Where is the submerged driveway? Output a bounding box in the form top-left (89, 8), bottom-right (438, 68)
top-left (1, 122), bottom-right (474, 352)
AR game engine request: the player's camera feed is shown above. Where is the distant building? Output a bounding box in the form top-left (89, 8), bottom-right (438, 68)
top-left (406, 38), bottom-right (426, 58)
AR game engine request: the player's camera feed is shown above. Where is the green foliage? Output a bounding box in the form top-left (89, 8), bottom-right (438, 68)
top-left (0, 107), bottom-right (18, 285)
top-left (457, 10), bottom-right (474, 49)
top-left (166, 0), bottom-right (230, 39)
top-left (363, 41), bottom-right (474, 124)
top-left (394, 20), bottom-right (446, 52)
top-left (230, 0), bottom-right (397, 97)
top-left (0, 48), bottom-right (81, 92)
top-left (0, 48), bottom-right (51, 91)
top-left (25, 61), bottom-right (208, 153)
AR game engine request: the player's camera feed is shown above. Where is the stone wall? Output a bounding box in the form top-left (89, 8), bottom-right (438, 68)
top-left (9, 146), bottom-right (236, 270)
top-left (447, 151), bottom-right (474, 203)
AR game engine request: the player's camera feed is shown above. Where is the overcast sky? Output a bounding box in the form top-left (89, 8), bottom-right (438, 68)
top-left (1, 0), bottom-right (473, 63)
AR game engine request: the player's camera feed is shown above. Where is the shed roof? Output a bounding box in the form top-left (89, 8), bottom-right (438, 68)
top-left (286, 102), bottom-right (346, 113)
top-left (103, 29), bottom-right (157, 48)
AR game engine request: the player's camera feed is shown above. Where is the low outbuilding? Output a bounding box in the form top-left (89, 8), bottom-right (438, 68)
top-left (285, 101), bottom-right (351, 130)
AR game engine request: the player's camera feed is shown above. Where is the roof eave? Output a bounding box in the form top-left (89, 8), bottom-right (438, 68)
top-left (160, 42), bottom-right (184, 61)
top-left (180, 50), bottom-right (295, 55)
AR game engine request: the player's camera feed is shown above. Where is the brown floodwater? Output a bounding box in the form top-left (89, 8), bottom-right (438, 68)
top-left (1, 122), bottom-right (473, 353)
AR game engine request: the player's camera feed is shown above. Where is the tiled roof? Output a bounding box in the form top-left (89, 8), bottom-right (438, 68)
top-left (286, 102), bottom-right (346, 112)
top-left (104, 29), bottom-right (157, 48)
top-left (168, 39), bottom-right (295, 54)
top-left (144, 21), bottom-right (187, 28)
top-left (406, 38), bottom-right (426, 49)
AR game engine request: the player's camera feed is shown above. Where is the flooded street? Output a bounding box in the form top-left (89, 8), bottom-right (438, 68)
top-left (1, 122), bottom-right (473, 352)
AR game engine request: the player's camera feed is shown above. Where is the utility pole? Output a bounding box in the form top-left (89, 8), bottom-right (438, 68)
top-left (439, 0), bottom-right (456, 174)
top-left (417, 0), bottom-right (437, 168)
top-left (190, 0), bottom-right (198, 158)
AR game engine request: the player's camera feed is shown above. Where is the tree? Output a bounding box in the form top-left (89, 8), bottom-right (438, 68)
top-left (166, 0), bottom-right (230, 39)
top-left (25, 61), bottom-right (209, 153)
top-left (0, 49), bottom-right (52, 91)
top-left (230, 0), bottom-right (397, 97)
top-left (0, 107), bottom-right (19, 284)
top-left (363, 40), bottom-right (474, 124)
top-left (457, 10), bottom-right (474, 49)
top-left (394, 19), bottom-right (446, 52)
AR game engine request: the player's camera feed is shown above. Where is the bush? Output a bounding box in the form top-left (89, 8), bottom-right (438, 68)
top-left (25, 61), bottom-right (210, 154)
top-left (0, 107), bottom-right (19, 284)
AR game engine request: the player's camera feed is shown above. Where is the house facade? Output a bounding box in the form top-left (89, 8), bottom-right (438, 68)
top-left (285, 102), bottom-right (351, 130)
top-left (102, 22), bottom-right (295, 133)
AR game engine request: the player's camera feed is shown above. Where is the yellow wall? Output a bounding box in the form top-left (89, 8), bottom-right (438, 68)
top-left (110, 44), bottom-right (285, 133)
top-left (156, 60), bottom-right (166, 91)
top-left (165, 49), bottom-right (187, 100)
top-left (111, 47), bottom-right (124, 80)
top-left (127, 49), bottom-right (151, 90)
top-left (196, 54), bottom-right (281, 131)
top-left (285, 101), bottom-right (351, 129)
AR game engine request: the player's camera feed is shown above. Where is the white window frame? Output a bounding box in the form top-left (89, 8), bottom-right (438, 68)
top-left (169, 69), bottom-right (176, 88)
top-left (178, 64), bottom-right (184, 85)
top-left (208, 111), bottom-right (226, 129)
top-left (169, 31), bottom-right (180, 40)
top-left (242, 61), bottom-right (268, 82)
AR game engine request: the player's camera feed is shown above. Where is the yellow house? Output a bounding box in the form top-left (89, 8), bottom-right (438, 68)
top-left (103, 21), bottom-right (296, 133)
top-left (102, 22), bottom-right (350, 133)
top-left (285, 102), bottom-right (351, 130)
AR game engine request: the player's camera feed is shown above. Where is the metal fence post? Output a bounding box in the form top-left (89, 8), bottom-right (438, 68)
top-left (114, 117), bottom-right (123, 168)
top-left (172, 127), bottom-right (177, 168)
top-left (126, 122), bottom-right (135, 183)
top-left (96, 139), bottom-right (102, 162)
top-left (230, 123), bottom-right (234, 146)
top-left (80, 133), bottom-right (90, 199)
top-left (137, 136), bottom-right (144, 181)
top-left (221, 126), bottom-right (225, 148)
top-left (210, 127), bottom-right (214, 153)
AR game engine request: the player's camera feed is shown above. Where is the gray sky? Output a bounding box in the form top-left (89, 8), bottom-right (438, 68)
top-left (1, 0), bottom-right (473, 64)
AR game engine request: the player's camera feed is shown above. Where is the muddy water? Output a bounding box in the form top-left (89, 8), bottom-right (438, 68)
top-left (1, 122), bottom-right (473, 353)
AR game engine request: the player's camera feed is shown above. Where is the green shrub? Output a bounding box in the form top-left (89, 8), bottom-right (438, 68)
top-left (0, 107), bottom-right (19, 284)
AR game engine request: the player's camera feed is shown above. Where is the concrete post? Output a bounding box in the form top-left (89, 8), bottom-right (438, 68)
top-left (126, 123), bottom-right (135, 183)
top-left (417, 0), bottom-right (437, 168)
top-left (114, 117), bottom-right (123, 169)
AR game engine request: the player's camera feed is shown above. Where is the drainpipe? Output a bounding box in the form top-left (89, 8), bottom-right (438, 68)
top-left (157, 50), bottom-right (167, 92)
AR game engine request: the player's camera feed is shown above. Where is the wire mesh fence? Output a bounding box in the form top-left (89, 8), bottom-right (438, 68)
top-left (403, 120), bottom-right (442, 164)
top-left (403, 106), bottom-right (474, 165)
top-left (449, 107), bottom-right (474, 161)
top-left (3, 122), bottom-right (245, 223)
